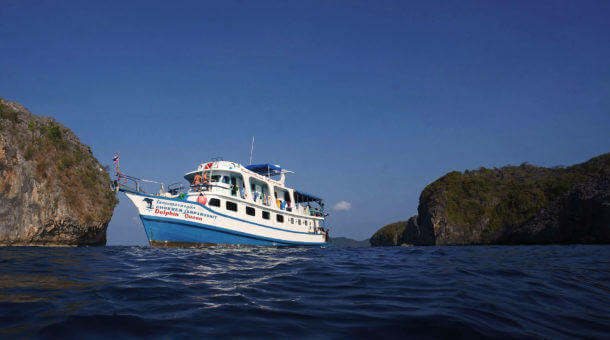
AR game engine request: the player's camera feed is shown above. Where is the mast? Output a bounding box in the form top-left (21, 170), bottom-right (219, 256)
top-left (249, 136), bottom-right (255, 165)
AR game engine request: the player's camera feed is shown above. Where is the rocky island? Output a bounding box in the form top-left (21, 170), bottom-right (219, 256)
top-left (0, 96), bottom-right (117, 246)
top-left (371, 154), bottom-right (610, 246)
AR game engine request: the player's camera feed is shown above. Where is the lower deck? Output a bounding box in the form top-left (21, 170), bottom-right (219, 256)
top-left (122, 189), bottom-right (328, 246)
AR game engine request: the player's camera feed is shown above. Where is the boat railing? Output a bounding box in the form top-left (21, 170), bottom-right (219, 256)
top-left (189, 182), bottom-right (225, 193)
top-left (113, 172), bottom-right (170, 196)
top-left (167, 182), bottom-right (187, 195)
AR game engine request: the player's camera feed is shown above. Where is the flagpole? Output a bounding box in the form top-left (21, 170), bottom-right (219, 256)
top-left (249, 136), bottom-right (255, 165)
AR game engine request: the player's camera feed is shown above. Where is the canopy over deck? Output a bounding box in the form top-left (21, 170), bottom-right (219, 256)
top-left (246, 163), bottom-right (286, 176)
top-left (294, 189), bottom-right (323, 204)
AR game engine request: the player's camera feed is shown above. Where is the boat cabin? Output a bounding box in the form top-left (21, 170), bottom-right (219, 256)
top-left (183, 161), bottom-right (326, 221)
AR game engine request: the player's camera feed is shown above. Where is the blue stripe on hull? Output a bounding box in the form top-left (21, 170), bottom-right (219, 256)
top-left (140, 216), bottom-right (326, 246)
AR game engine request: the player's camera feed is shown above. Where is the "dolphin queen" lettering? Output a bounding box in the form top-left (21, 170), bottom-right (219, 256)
top-left (154, 209), bottom-right (179, 217)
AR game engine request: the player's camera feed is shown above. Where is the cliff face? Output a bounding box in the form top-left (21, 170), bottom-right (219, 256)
top-left (496, 168), bottom-right (610, 244)
top-left (370, 216), bottom-right (436, 247)
top-left (371, 153), bottom-right (610, 246)
top-left (0, 97), bottom-right (117, 246)
top-left (419, 154), bottom-right (609, 245)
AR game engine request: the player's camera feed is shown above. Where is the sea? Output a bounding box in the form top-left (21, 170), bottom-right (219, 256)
top-left (0, 245), bottom-right (608, 339)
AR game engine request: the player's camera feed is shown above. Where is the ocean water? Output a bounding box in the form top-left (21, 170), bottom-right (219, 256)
top-left (0, 246), bottom-right (608, 339)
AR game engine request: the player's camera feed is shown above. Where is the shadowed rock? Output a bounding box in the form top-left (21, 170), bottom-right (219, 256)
top-left (402, 215), bottom-right (435, 246)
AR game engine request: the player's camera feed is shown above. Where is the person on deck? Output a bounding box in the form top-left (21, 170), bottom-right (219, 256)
top-left (193, 173), bottom-right (202, 186)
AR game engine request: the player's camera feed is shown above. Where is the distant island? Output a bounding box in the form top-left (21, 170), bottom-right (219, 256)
top-left (0, 96), bottom-right (116, 246)
top-left (371, 153), bottom-right (610, 246)
top-left (330, 237), bottom-right (370, 247)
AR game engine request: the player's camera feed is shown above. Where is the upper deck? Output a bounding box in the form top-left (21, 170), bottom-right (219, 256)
top-left (183, 161), bottom-right (326, 219)
top-left (185, 161), bottom-right (286, 187)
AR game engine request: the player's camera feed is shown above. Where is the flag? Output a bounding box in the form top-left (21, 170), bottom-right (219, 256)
top-left (113, 153), bottom-right (119, 164)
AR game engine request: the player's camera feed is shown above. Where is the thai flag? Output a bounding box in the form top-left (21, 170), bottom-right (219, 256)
top-left (113, 153), bottom-right (119, 164)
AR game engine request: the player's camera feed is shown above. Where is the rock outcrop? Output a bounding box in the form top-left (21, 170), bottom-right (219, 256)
top-left (0, 96), bottom-right (117, 246)
top-left (370, 216), bottom-right (436, 247)
top-left (369, 221), bottom-right (408, 246)
top-left (401, 215), bottom-right (435, 246)
top-left (371, 153), bottom-right (610, 246)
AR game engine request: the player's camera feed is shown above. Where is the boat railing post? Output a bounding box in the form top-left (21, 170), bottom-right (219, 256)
top-left (321, 202), bottom-right (328, 230)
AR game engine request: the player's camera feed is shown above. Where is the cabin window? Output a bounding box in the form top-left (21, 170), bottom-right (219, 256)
top-left (209, 198), bottom-right (221, 207)
top-left (262, 211), bottom-right (270, 220)
top-left (298, 219), bottom-right (301, 225)
top-left (290, 218), bottom-right (294, 224)
top-left (246, 207), bottom-right (255, 216)
top-left (226, 201), bottom-right (237, 212)
top-left (276, 214), bottom-right (284, 223)
top-left (222, 176), bottom-right (230, 184)
top-left (211, 175), bottom-right (221, 183)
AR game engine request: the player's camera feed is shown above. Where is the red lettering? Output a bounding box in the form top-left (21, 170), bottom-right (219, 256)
top-left (184, 213), bottom-right (202, 221)
top-left (154, 209), bottom-right (178, 217)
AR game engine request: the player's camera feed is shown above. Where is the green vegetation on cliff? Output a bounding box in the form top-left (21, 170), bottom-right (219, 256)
top-left (421, 154), bottom-right (609, 237)
top-left (371, 153), bottom-right (609, 246)
top-left (370, 221), bottom-right (408, 246)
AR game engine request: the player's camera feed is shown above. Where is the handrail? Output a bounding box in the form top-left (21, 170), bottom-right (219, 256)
top-left (114, 172), bottom-right (169, 195)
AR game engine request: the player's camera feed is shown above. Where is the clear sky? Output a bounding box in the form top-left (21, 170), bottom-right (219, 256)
top-left (1, 1), bottom-right (609, 244)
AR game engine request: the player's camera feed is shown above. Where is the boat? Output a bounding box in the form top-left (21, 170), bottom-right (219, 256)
top-left (114, 160), bottom-right (330, 247)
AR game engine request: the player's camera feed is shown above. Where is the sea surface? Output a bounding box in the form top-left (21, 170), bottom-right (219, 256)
top-left (1, 245), bottom-right (609, 339)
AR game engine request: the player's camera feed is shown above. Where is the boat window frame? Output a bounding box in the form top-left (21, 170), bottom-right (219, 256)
top-left (226, 201), bottom-right (238, 212)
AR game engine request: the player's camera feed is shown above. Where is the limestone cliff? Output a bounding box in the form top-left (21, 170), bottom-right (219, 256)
top-left (0, 97), bottom-right (117, 246)
top-left (371, 153), bottom-right (610, 246)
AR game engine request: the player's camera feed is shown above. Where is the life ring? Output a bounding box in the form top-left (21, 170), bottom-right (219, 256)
top-left (197, 194), bottom-right (207, 205)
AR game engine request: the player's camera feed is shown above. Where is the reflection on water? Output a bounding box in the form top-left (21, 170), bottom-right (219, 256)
top-left (0, 245), bottom-right (609, 338)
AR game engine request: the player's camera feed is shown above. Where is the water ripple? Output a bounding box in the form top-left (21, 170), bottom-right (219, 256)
top-left (0, 245), bottom-right (609, 338)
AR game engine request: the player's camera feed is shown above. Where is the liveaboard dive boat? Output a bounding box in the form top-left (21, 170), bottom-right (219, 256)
top-left (114, 160), bottom-right (330, 246)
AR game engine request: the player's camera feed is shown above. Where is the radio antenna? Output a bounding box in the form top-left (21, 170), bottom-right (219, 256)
top-left (249, 136), bottom-right (255, 165)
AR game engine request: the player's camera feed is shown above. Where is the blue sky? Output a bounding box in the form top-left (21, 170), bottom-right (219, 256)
top-left (1, 1), bottom-right (609, 244)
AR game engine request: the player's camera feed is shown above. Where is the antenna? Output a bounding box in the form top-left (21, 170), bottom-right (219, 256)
top-left (249, 136), bottom-right (255, 165)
